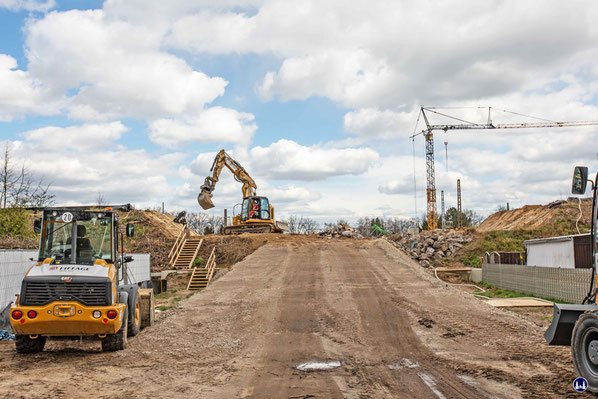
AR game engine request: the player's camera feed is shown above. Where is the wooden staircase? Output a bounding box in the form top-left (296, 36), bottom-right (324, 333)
top-left (168, 227), bottom-right (203, 269)
top-left (187, 248), bottom-right (217, 290)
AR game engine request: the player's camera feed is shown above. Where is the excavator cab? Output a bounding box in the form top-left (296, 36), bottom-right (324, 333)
top-left (241, 196), bottom-right (271, 221)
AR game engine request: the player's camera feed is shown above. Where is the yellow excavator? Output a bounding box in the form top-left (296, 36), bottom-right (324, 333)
top-left (197, 149), bottom-right (288, 235)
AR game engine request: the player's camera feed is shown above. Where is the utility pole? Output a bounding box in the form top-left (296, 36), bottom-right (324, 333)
top-left (457, 179), bottom-right (462, 228)
top-left (441, 190), bottom-right (445, 230)
top-left (224, 209), bottom-right (228, 226)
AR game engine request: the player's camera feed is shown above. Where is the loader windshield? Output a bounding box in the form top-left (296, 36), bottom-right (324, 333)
top-left (39, 211), bottom-right (114, 264)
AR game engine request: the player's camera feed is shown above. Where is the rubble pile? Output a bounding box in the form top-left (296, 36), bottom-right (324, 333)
top-left (387, 231), bottom-right (472, 267)
top-left (318, 223), bottom-right (364, 239)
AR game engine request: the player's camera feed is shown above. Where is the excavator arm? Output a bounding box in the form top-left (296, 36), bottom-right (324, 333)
top-left (197, 149), bottom-right (257, 210)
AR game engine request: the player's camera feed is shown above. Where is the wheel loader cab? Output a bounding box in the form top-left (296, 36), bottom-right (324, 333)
top-left (39, 210), bottom-right (116, 265)
top-left (241, 196), bottom-right (271, 221)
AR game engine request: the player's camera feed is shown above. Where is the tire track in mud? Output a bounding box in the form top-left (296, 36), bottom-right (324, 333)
top-left (315, 242), bottom-right (485, 398)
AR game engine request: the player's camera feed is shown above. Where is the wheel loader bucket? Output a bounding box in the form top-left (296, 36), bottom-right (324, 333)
top-left (544, 303), bottom-right (598, 346)
top-left (197, 191), bottom-right (215, 210)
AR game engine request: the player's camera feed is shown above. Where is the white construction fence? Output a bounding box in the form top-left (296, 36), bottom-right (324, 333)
top-left (0, 250), bottom-right (150, 309)
top-left (482, 262), bottom-right (592, 303)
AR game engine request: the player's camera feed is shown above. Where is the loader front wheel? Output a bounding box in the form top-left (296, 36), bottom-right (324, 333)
top-left (572, 312), bottom-right (598, 391)
top-left (101, 307), bottom-right (128, 351)
top-left (15, 335), bottom-right (46, 353)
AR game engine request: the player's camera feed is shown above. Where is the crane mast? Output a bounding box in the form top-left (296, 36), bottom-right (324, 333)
top-left (412, 106), bottom-right (598, 230)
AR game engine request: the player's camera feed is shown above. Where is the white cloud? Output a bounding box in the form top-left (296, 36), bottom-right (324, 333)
top-left (149, 107), bottom-right (257, 148)
top-left (165, 0), bottom-right (598, 109)
top-left (249, 139), bottom-right (379, 180)
top-left (22, 122), bottom-right (127, 151)
top-left (257, 50), bottom-right (398, 108)
top-left (25, 9), bottom-right (228, 121)
top-left (344, 108), bottom-right (413, 139)
top-left (7, 127), bottom-right (186, 206)
top-left (0, 54), bottom-right (60, 121)
top-left (0, 0), bottom-right (54, 12)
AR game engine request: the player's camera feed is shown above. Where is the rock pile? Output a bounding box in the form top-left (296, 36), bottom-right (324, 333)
top-left (318, 223), bottom-right (364, 239)
top-left (387, 231), bottom-right (472, 267)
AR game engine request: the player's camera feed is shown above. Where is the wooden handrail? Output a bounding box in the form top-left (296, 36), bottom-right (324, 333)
top-left (168, 227), bottom-right (186, 262)
top-left (205, 247), bottom-right (217, 282)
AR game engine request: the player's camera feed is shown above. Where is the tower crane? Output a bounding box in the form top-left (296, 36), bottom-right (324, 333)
top-left (410, 106), bottom-right (598, 230)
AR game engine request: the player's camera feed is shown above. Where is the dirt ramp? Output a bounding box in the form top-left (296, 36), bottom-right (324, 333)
top-left (478, 205), bottom-right (556, 232)
top-left (478, 199), bottom-right (593, 233)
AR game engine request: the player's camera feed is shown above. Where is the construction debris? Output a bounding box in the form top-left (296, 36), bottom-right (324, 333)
top-left (387, 231), bottom-right (472, 267)
top-left (317, 223), bottom-right (364, 239)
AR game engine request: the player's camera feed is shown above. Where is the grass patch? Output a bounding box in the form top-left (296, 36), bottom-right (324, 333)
top-left (460, 230), bottom-right (533, 267)
top-left (477, 281), bottom-right (567, 303)
top-left (155, 289), bottom-right (178, 299)
top-left (157, 305), bottom-right (172, 311)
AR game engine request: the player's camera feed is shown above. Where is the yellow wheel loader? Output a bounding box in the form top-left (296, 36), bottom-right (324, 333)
top-left (197, 149), bottom-right (289, 234)
top-left (9, 206), bottom-right (154, 353)
top-left (545, 166), bottom-right (598, 390)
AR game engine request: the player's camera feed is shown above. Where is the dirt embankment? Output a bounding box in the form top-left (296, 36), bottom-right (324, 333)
top-left (478, 199), bottom-right (592, 233)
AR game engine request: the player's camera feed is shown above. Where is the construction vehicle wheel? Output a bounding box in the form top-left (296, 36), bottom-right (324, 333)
top-left (128, 291), bottom-right (142, 337)
top-left (572, 311), bottom-right (598, 391)
top-left (101, 307), bottom-right (128, 352)
top-left (15, 335), bottom-right (46, 354)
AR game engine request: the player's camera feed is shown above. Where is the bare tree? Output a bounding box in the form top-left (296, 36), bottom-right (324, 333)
top-left (1, 142), bottom-right (15, 208)
top-left (0, 142), bottom-right (55, 208)
top-left (282, 215), bottom-right (319, 234)
top-left (96, 192), bottom-right (107, 205)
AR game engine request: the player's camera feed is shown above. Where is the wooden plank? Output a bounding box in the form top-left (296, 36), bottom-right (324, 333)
top-left (484, 298), bottom-right (553, 307)
top-left (139, 288), bottom-right (155, 328)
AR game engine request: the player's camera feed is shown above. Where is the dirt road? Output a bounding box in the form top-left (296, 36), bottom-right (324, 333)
top-left (0, 240), bottom-right (581, 398)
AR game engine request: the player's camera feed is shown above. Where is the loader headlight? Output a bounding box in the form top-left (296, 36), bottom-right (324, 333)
top-left (92, 310), bottom-right (102, 319)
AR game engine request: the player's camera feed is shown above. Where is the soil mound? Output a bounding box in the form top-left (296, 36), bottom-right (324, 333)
top-left (478, 199), bottom-right (592, 233)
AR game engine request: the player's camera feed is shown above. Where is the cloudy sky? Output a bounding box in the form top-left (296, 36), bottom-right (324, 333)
top-left (1, 0), bottom-right (598, 224)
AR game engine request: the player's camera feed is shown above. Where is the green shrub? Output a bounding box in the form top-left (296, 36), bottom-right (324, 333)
top-left (0, 208), bottom-right (32, 237)
top-left (193, 257), bottom-right (204, 266)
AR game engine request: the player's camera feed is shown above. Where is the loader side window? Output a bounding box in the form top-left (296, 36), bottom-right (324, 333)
top-left (78, 216), bottom-right (113, 262)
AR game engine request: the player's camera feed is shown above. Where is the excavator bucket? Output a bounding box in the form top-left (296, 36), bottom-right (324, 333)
top-left (197, 191), bottom-right (215, 210)
top-left (544, 303), bottom-right (598, 346)
top-left (276, 220), bottom-right (289, 232)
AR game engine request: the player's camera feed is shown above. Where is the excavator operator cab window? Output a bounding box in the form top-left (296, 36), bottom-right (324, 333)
top-left (241, 197), bottom-right (269, 221)
top-left (260, 198), bottom-right (270, 220)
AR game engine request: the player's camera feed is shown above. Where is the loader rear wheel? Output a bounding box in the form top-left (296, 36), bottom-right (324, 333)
top-left (572, 312), bottom-right (598, 391)
top-left (15, 335), bottom-right (46, 354)
top-left (101, 307), bottom-right (128, 352)
top-left (128, 291), bottom-right (142, 337)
